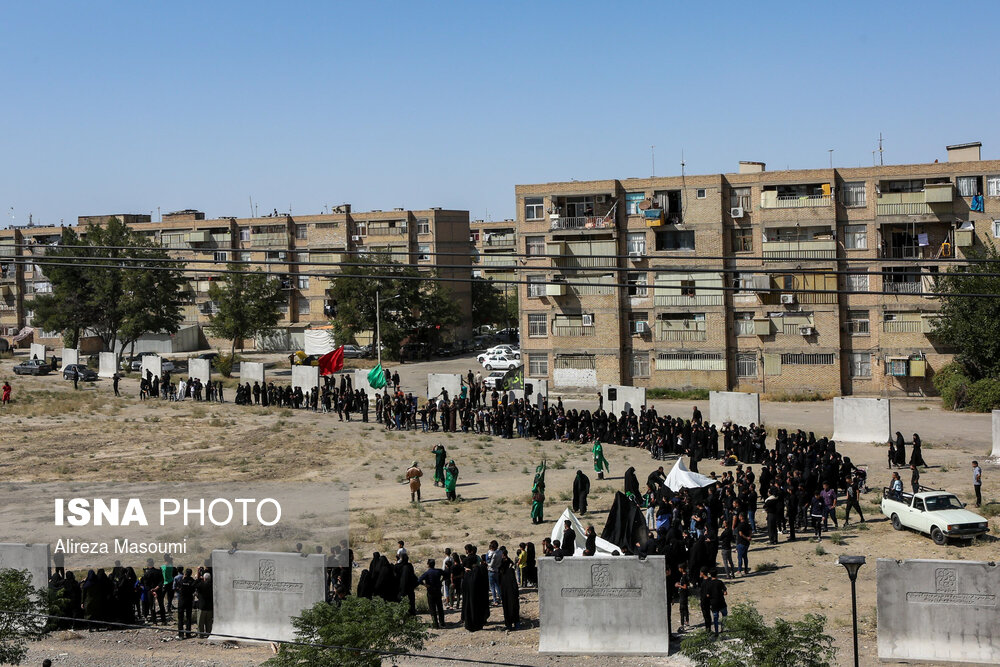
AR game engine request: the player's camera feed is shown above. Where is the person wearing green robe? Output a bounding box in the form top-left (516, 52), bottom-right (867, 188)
top-left (432, 444), bottom-right (447, 487)
top-left (592, 441), bottom-right (609, 480)
top-left (531, 460), bottom-right (546, 524)
top-left (444, 460), bottom-right (459, 501)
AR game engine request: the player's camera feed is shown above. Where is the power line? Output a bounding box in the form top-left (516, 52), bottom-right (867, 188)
top-left (0, 609), bottom-right (537, 667)
top-left (14, 254), bottom-right (1000, 300)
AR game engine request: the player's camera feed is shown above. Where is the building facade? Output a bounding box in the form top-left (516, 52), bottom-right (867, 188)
top-left (471, 218), bottom-right (518, 327)
top-left (0, 205), bottom-right (472, 351)
top-left (516, 142), bottom-right (1000, 397)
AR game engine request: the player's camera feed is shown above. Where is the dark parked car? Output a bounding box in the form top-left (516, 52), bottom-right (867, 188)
top-left (435, 343), bottom-right (457, 357)
top-left (342, 345), bottom-right (366, 359)
top-left (63, 364), bottom-right (98, 381)
top-left (13, 359), bottom-right (52, 376)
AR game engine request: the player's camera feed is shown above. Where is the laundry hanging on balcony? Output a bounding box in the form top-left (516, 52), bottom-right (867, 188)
top-left (971, 195), bottom-right (985, 212)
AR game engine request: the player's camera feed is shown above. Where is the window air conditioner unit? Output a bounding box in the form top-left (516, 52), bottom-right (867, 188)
top-left (730, 207), bottom-right (744, 218)
top-left (780, 293), bottom-right (796, 305)
top-left (351, 235), bottom-right (363, 242)
top-left (634, 321), bottom-right (649, 334)
top-left (582, 314), bottom-right (594, 326)
top-left (629, 249), bottom-right (645, 260)
top-left (596, 195), bottom-right (608, 203)
top-left (799, 326), bottom-right (815, 336)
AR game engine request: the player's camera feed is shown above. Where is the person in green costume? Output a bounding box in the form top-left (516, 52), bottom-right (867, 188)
top-left (531, 461), bottom-right (546, 524)
top-left (592, 441), bottom-right (609, 480)
top-left (432, 444), bottom-right (447, 487)
top-left (444, 459), bottom-right (459, 501)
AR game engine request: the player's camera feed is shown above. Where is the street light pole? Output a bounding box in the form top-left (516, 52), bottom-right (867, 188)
top-left (376, 289), bottom-right (381, 369)
top-left (838, 555), bottom-right (866, 667)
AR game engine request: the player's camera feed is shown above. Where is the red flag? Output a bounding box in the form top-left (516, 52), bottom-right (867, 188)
top-left (318, 346), bottom-right (344, 375)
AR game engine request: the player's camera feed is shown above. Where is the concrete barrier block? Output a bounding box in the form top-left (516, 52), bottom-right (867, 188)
top-left (0, 543), bottom-right (50, 590)
top-left (427, 373), bottom-right (462, 400)
top-left (98, 352), bottom-right (117, 378)
top-left (992, 411), bottom-right (1000, 459)
top-left (240, 361), bottom-right (266, 385)
top-left (140, 355), bottom-right (162, 380)
top-left (709, 391), bottom-right (761, 427)
top-left (538, 556), bottom-right (669, 655)
top-left (211, 550), bottom-right (327, 643)
top-left (291, 365), bottom-right (319, 393)
top-left (602, 385), bottom-right (646, 414)
top-left (60, 348), bottom-right (79, 370)
top-left (877, 558), bottom-right (1000, 664)
top-left (832, 397), bottom-right (891, 443)
top-left (29, 343), bottom-right (46, 362)
top-left (188, 358), bottom-right (211, 385)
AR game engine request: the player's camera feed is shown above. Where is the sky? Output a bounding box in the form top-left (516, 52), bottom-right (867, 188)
top-left (2, 1), bottom-right (999, 227)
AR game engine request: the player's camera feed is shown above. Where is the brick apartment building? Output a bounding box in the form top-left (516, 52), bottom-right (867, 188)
top-left (471, 217), bottom-right (518, 325)
top-left (516, 142), bottom-right (1000, 397)
top-left (0, 205), bottom-right (472, 351)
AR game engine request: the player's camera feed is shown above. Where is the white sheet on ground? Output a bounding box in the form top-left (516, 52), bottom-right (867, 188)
top-left (664, 458), bottom-right (717, 490)
top-left (549, 508), bottom-right (620, 556)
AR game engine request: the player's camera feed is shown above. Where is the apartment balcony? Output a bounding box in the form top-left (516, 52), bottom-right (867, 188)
top-left (876, 191), bottom-right (955, 217)
top-left (654, 294), bottom-right (724, 307)
top-left (484, 235), bottom-right (516, 248)
top-left (251, 233), bottom-right (288, 247)
top-left (760, 192), bottom-right (832, 209)
top-left (883, 281), bottom-right (922, 295)
top-left (761, 239), bottom-right (837, 260)
top-left (883, 320), bottom-right (922, 333)
top-left (552, 324), bottom-right (596, 337)
top-left (655, 322), bottom-right (707, 342)
top-left (481, 253), bottom-right (516, 268)
top-left (549, 215), bottom-right (614, 231)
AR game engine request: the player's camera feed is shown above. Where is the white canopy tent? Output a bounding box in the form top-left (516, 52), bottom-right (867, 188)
top-left (549, 508), bottom-right (620, 556)
top-left (664, 458), bottom-right (717, 490)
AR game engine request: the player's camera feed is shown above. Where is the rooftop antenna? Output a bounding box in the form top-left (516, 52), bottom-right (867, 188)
top-left (249, 196), bottom-right (254, 218)
top-left (872, 151), bottom-right (877, 167)
top-left (680, 150), bottom-right (686, 178)
top-left (878, 132), bottom-right (884, 166)
top-left (651, 145), bottom-right (655, 178)
top-left (828, 149), bottom-right (834, 169)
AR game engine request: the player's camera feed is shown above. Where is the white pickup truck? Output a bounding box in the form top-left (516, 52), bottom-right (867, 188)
top-left (881, 487), bottom-right (989, 545)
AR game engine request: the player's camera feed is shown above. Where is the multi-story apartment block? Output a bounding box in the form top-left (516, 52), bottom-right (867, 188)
top-left (0, 205), bottom-right (472, 351)
top-left (516, 142), bottom-right (1000, 397)
top-left (471, 218), bottom-right (518, 324)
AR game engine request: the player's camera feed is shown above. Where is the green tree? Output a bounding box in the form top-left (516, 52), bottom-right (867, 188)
top-left (265, 598), bottom-right (427, 667)
top-left (0, 569), bottom-right (49, 665)
top-left (327, 254), bottom-right (461, 360)
top-left (932, 245), bottom-right (1000, 380)
top-left (680, 602), bottom-right (836, 667)
top-left (28, 227), bottom-right (93, 348)
top-left (206, 264), bottom-right (286, 360)
top-left (471, 277), bottom-right (517, 329)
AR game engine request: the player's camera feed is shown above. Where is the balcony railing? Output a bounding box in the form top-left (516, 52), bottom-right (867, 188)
top-left (654, 294), bottom-right (724, 307)
top-left (554, 256), bottom-right (618, 269)
top-left (883, 320), bottom-right (921, 333)
top-left (760, 193), bottom-right (832, 209)
top-left (884, 281), bottom-right (922, 294)
top-left (847, 320), bottom-right (870, 335)
top-left (761, 239), bottom-right (836, 260)
top-left (552, 325), bottom-right (596, 337)
top-left (481, 254), bottom-right (517, 267)
top-left (367, 226), bottom-right (408, 236)
top-left (876, 202), bottom-right (948, 216)
top-left (251, 233), bottom-right (287, 247)
top-left (550, 216), bottom-right (613, 230)
top-left (484, 236), bottom-right (516, 247)
top-left (656, 324), bottom-right (707, 342)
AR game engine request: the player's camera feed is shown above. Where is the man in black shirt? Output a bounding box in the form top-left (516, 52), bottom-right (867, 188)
top-left (707, 570), bottom-right (728, 635)
top-left (561, 520), bottom-right (576, 556)
top-left (196, 572), bottom-right (213, 636)
top-left (418, 560), bottom-right (446, 628)
top-left (735, 518), bottom-right (752, 576)
top-left (176, 569), bottom-right (196, 639)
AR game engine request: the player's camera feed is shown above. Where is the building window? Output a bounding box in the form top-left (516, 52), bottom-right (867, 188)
top-left (841, 182), bottom-right (866, 207)
top-left (528, 353), bottom-right (548, 376)
top-left (527, 276), bottom-right (545, 298)
top-left (847, 309), bottom-right (870, 335)
top-left (846, 272), bottom-right (869, 292)
top-left (848, 352), bottom-right (871, 378)
top-left (780, 353), bottom-right (835, 365)
top-left (239, 228), bottom-right (250, 241)
top-left (735, 312), bottom-right (754, 336)
top-left (627, 232), bottom-right (646, 255)
top-left (417, 218), bottom-right (430, 235)
top-left (240, 251), bottom-right (251, 262)
top-left (732, 227), bottom-right (752, 252)
top-left (956, 176), bottom-right (982, 198)
top-left (631, 352), bottom-right (650, 377)
top-left (297, 276), bottom-right (310, 289)
top-left (696, 188), bottom-right (707, 199)
top-left (656, 352), bottom-right (725, 371)
top-left (525, 236), bottom-right (545, 256)
top-left (730, 187), bottom-right (751, 211)
top-left (993, 220), bottom-right (1000, 238)
top-left (628, 312), bottom-right (649, 335)
top-left (844, 224), bottom-right (867, 249)
top-left (655, 230), bottom-right (695, 251)
top-left (627, 273), bottom-right (648, 297)
top-left (355, 222), bottom-right (367, 236)
top-left (528, 313), bottom-right (547, 337)
top-left (987, 176), bottom-right (1000, 197)
top-left (418, 244), bottom-right (431, 261)
top-left (214, 251), bottom-right (228, 262)
top-left (625, 192), bottom-right (645, 215)
top-left (736, 353), bottom-right (757, 378)
top-left (680, 280), bottom-right (696, 296)
top-left (525, 197), bottom-right (544, 220)
top-left (295, 225), bottom-right (307, 240)
top-left (278, 302), bottom-right (288, 314)
top-left (297, 297), bottom-right (311, 315)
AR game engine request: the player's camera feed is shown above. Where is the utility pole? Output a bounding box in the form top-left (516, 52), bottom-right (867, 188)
top-left (651, 145), bottom-right (655, 178)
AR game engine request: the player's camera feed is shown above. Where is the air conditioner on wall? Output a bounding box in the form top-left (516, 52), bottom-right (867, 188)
top-left (799, 326), bottom-right (816, 336)
top-left (634, 321), bottom-right (649, 334)
top-left (582, 314), bottom-right (594, 326)
top-left (731, 207), bottom-right (744, 218)
top-left (596, 195), bottom-right (608, 203)
top-left (628, 250), bottom-right (645, 260)
top-left (780, 294), bottom-right (796, 304)
top-left (351, 235), bottom-right (362, 242)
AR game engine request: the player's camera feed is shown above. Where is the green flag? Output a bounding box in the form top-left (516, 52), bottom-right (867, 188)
top-left (501, 364), bottom-right (523, 391)
top-left (367, 364), bottom-right (387, 389)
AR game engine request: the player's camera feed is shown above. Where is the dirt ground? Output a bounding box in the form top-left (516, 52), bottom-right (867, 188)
top-left (3, 352), bottom-right (997, 667)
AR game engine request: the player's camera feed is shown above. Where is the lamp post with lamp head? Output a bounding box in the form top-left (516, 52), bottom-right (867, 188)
top-left (838, 555), bottom-right (866, 667)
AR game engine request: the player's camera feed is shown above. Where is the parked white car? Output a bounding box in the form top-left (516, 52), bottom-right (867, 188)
top-left (481, 354), bottom-right (520, 371)
top-left (881, 487), bottom-right (988, 545)
top-left (483, 370), bottom-right (508, 390)
top-left (477, 346), bottom-right (520, 364)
